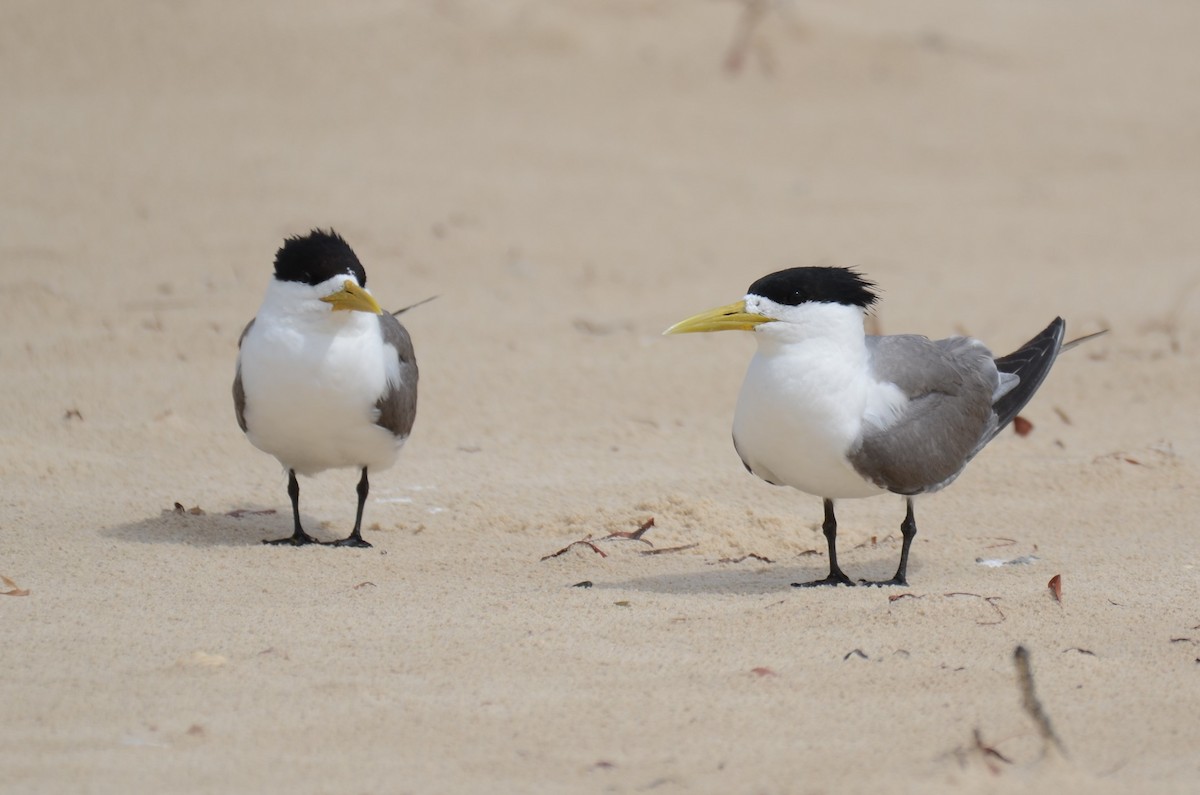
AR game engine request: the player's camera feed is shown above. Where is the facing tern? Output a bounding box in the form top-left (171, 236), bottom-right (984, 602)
top-left (666, 266), bottom-right (1090, 587)
top-left (233, 229), bottom-right (418, 547)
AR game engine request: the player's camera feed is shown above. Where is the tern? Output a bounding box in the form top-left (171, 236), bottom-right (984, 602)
top-left (666, 266), bottom-right (1093, 586)
top-left (233, 230), bottom-right (418, 547)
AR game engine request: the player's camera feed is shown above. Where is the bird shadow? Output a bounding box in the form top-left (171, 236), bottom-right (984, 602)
top-left (596, 567), bottom-right (797, 596)
top-left (595, 558), bottom-right (916, 596)
top-left (101, 505), bottom-right (301, 547)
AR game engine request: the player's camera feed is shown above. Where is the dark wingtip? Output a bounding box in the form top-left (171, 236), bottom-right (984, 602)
top-left (991, 318), bottom-right (1067, 433)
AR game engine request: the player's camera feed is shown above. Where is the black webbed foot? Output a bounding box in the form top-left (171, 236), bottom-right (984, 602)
top-left (323, 535), bottom-right (372, 549)
top-left (263, 530), bottom-right (320, 546)
top-left (792, 572), bottom-right (855, 588)
top-left (858, 575), bottom-right (907, 588)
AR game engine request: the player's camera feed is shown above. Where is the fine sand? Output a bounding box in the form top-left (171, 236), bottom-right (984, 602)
top-left (3, 2), bottom-right (1199, 792)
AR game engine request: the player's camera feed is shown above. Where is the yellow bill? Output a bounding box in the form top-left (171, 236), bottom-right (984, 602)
top-left (663, 300), bottom-right (773, 335)
top-left (321, 280), bottom-right (383, 315)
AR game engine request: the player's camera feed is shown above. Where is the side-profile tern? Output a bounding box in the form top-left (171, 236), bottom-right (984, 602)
top-left (666, 266), bottom-right (1096, 586)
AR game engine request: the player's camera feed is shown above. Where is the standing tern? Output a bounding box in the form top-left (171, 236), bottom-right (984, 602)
top-left (233, 229), bottom-right (419, 547)
top-left (666, 266), bottom-right (1092, 586)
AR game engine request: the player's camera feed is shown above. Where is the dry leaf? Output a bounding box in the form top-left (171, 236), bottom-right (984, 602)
top-left (1048, 574), bottom-right (1062, 603)
top-left (1, 573), bottom-right (30, 597)
top-left (1013, 416), bottom-right (1034, 437)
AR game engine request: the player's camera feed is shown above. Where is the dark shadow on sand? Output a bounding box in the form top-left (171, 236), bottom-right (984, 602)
top-left (594, 556), bottom-right (918, 596)
top-left (101, 505), bottom-right (319, 547)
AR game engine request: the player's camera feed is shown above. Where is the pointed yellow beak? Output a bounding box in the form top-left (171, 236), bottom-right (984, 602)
top-left (320, 280), bottom-right (383, 315)
top-left (663, 300), bottom-right (773, 334)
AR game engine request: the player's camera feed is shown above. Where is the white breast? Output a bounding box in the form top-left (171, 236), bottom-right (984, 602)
top-left (238, 310), bottom-right (404, 476)
top-left (731, 303), bottom-right (891, 500)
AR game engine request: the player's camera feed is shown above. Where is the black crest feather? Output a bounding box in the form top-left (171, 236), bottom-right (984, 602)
top-left (747, 267), bottom-right (877, 309)
top-left (273, 229), bottom-right (367, 288)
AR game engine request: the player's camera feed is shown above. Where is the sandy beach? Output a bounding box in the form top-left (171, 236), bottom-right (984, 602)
top-left (3, 1), bottom-right (1199, 792)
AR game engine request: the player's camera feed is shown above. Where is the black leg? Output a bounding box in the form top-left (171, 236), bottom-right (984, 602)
top-left (263, 469), bottom-right (320, 545)
top-left (792, 499), bottom-right (855, 587)
top-left (862, 498), bottom-right (917, 587)
top-left (327, 467), bottom-right (373, 548)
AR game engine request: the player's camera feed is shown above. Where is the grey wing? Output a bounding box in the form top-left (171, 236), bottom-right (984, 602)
top-left (849, 334), bottom-right (999, 495)
top-left (232, 319), bottom-right (254, 433)
top-left (375, 312), bottom-right (418, 439)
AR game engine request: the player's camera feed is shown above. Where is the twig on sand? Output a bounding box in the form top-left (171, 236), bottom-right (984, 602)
top-left (541, 538), bottom-right (607, 561)
top-left (724, 0), bottom-right (772, 74)
top-left (713, 553), bottom-right (774, 564)
top-left (607, 518), bottom-right (655, 544)
top-left (1014, 645), bottom-right (1068, 758)
top-left (641, 544), bottom-right (699, 556)
top-left (945, 592), bottom-right (1007, 625)
top-left (540, 518), bottom-right (658, 561)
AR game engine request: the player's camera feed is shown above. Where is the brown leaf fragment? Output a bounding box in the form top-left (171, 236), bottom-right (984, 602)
top-left (1048, 574), bottom-right (1062, 603)
top-left (571, 581), bottom-right (593, 588)
top-left (750, 666), bottom-right (777, 677)
top-left (1053, 406), bottom-right (1072, 425)
top-left (1063, 647), bottom-right (1096, 656)
top-left (1, 574), bottom-right (30, 597)
top-left (188, 505), bottom-right (205, 515)
top-left (640, 543), bottom-right (699, 556)
top-left (796, 548), bottom-right (821, 557)
top-left (174, 502), bottom-right (185, 514)
top-left (888, 593), bottom-right (921, 602)
top-left (63, 408), bottom-right (83, 421)
top-left (843, 649), bottom-right (868, 661)
top-left (1013, 416), bottom-right (1034, 437)
top-left (613, 600), bottom-right (630, 607)
top-left (1169, 637), bottom-right (1196, 644)
top-left (352, 582), bottom-right (376, 590)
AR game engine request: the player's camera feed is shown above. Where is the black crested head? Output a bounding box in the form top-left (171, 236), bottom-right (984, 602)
top-left (273, 229), bottom-right (367, 288)
top-left (747, 267), bottom-right (877, 309)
